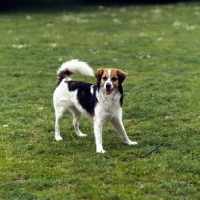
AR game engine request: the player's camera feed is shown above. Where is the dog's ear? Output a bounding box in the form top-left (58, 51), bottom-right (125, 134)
top-left (117, 69), bottom-right (126, 83)
top-left (95, 68), bottom-right (104, 82)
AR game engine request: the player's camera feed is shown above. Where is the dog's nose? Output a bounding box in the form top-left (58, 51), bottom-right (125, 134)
top-left (106, 83), bottom-right (111, 89)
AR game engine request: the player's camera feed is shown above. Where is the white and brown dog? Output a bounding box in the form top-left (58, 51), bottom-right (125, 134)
top-left (53, 59), bottom-right (137, 153)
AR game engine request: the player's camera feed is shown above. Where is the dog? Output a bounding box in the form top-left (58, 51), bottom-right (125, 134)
top-left (53, 59), bottom-right (137, 153)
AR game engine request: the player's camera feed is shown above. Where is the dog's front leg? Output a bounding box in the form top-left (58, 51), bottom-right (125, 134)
top-left (94, 121), bottom-right (106, 153)
top-left (111, 118), bottom-right (137, 146)
top-left (110, 109), bottom-right (137, 146)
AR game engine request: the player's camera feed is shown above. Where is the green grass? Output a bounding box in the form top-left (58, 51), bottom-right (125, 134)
top-left (1, 2), bottom-right (200, 199)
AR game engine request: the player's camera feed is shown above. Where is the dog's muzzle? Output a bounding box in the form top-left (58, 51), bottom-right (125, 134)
top-left (105, 83), bottom-right (113, 95)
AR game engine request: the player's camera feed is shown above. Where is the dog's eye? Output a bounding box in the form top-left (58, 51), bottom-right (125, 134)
top-left (111, 77), bottom-right (117, 81)
top-left (102, 77), bottom-right (107, 81)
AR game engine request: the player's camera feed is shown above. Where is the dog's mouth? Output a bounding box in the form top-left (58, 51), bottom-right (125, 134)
top-left (106, 89), bottom-right (113, 95)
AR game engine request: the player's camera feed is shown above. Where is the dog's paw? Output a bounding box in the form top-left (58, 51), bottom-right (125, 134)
top-left (55, 136), bottom-right (63, 141)
top-left (96, 149), bottom-right (106, 154)
top-left (125, 141), bottom-right (137, 146)
top-left (78, 133), bottom-right (87, 137)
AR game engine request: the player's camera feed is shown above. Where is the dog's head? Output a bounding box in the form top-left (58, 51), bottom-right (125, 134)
top-left (95, 68), bottom-right (126, 95)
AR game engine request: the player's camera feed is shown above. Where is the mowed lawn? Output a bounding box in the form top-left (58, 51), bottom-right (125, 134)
top-left (0, 2), bottom-right (200, 199)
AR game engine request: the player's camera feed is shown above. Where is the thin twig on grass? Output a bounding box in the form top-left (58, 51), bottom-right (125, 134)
top-left (134, 142), bottom-right (164, 159)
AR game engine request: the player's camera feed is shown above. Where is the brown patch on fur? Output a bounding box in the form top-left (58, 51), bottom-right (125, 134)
top-left (116, 69), bottom-right (126, 83)
top-left (95, 68), bottom-right (104, 82)
top-left (57, 70), bottom-right (72, 85)
top-left (95, 68), bottom-right (104, 89)
top-left (110, 70), bottom-right (119, 87)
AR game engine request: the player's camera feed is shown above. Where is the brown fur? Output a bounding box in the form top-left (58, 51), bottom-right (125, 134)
top-left (95, 68), bottom-right (126, 87)
top-left (57, 70), bottom-right (72, 85)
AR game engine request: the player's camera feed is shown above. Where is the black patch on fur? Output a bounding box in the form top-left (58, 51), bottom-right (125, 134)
top-left (96, 81), bottom-right (101, 91)
top-left (119, 84), bottom-right (124, 106)
top-left (67, 81), bottom-right (98, 116)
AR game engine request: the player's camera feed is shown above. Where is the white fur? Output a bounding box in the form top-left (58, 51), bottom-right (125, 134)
top-left (53, 60), bottom-right (137, 153)
top-left (57, 59), bottom-right (94, 77)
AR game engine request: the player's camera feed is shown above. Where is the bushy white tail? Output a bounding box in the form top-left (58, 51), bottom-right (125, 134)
top-left (56, 59), bottom-right (94, 85)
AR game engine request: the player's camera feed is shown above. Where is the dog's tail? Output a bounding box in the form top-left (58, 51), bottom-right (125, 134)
top-left (56, 59), bottom-right (94, 85)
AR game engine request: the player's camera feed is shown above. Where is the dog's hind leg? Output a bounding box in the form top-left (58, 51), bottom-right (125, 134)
top-left (70, 107), bottom-right (87, 137)
top-left (55, 106), bottom-right (67, 141)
